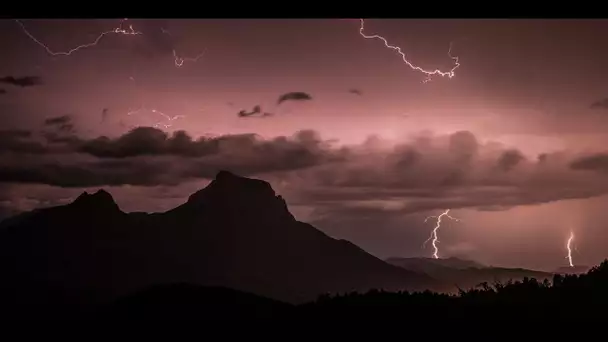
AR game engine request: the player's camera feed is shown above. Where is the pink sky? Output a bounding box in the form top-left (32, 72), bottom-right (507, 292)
top-left (2, 19), bottom-right (608, 270)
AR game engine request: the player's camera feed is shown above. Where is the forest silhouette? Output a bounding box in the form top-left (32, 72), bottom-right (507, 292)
top-left (93, 259), bottom-right (608, 324)
top-left (299, 260), bottom-right (608, 323)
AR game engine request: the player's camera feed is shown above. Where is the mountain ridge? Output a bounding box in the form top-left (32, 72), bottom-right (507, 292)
top-left (0, 170), bottom-right (441, 306)
top-left (386, 257), bottom-right (554, 290)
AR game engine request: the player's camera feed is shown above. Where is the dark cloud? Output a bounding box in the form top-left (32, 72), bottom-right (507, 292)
top-left (570, 153), bottom-right (608, 173)
top-left (238, 105), bottom-right (274, 118)
top-left (101, 108), bottom-right (109, 123)
top-left (0, 129), bottom-right (45, 154)
top-left (0, 76), bottom-right (42, 87)
top-left (277, 92), bottom-right (313, 105)
top-left (0, 158), bottom-right (174, 188)
top-left (276, 131), bottom-right (608, 216)
top-left (0, 128), bottom-right (340, 187)
top-left (4, 127), bottom-right (608, 215)
top-left (497, 149), bottom-right (525, 171)
top-left (238, 105), bottom-right (262, 117)
top-left (348, 88), bottom-right (363, 96)
top-left (44, 115), bottom-right (71, 127)
top-left (0, 129), bottom-right (31, 139)
top-left (78, 128), bottom-right (334, 162)
top-left (449, 131), bottom-right (478, 159)
top-left (590, 98), bottom-right (608, 109)
top-left (42, 115), bottom-right (76, 140)
top-left (58, 123), bottom-right (75, 133)
top-left (43, 131), bottom-right (79, 145)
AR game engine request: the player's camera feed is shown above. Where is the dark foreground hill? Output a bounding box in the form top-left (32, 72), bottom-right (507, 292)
top-left (101, 284), bottom-right (294, 321)
top-left (96, 261), bottom-right (608, 325)
top-left (0, 170), bottom-right (439, 316)
top-left (386, 257), bottom-right (554, 290)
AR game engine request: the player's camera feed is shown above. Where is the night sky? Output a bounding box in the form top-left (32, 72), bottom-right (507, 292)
top-left (2, 18), bottom-right (608, 271)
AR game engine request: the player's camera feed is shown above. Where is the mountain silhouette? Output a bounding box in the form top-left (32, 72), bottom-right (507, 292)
top-left (0, 170), bottom-right (440, 313)
top-left (386, 257), bottom-right (553, 290)
top-left (387, 257), bottom-right (485, 270)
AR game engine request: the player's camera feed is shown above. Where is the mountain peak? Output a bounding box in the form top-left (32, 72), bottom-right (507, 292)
top-left (215, 170), bottom-right (239, 181)
top-left (188, 171), bottom-right (275, 203)
top-left (185, 171), bottom-right (293, 220)
top-left (71, 189), bottom-right (120, 212)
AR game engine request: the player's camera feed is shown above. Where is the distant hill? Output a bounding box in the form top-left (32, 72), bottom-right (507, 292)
top-left (554, 265), bottom-right (590, 275)
top-left (0, 170), bottom-right (441, 312)
top-left (387, 257), bottom-right (485, 271)
top-left (386, 257), bottom-right (554, 290)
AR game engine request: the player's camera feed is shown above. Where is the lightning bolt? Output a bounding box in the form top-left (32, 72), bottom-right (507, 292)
top-left (357, 19), bottom-right (460, 83)
top-left (151, 109), bottom-right (186, 128)
top-left (172, 49), bottom-right (205, 68)
top-left (127, 106), bottom-right (186, 129)
top-left (566, 230), bottom-right (575, 268)
top-left (423, 209), bottom-right (460, 259)
top-left (160, 26), bottom-right (205, 67)
top-left (16, 19), bottom-right (205, 69)
top-left (15, 18), bottom-right (142, 56)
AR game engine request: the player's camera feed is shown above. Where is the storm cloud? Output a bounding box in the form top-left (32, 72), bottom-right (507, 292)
top-left (238, 105), bottom-right (273, 118)
top-left (44, 115), bottom-right (72, 127)
top-left (275, 131), bottom-right (608, 216)
top-left (277, 92), bottom-right (313, 105)
top-left (590, 98), bottom-right (608, 109)
top-left (2, 126), bottom-right (608, 216)
top-left (101, 108), bottom-right (109, 123)
top-left (0, 127), bottom-right (340, 187)
top-left (238, 105), bottom-right (262, 117)
top-left (570, 153), bottom-right (608, 173)
top-left (0, 76), bottom-right (42, 87)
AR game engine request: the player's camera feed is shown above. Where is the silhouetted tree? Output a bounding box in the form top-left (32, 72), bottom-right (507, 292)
top-left (302, 259), bottom-right (608, 323)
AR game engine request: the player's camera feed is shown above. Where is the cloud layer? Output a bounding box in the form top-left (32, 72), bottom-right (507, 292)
top-left (0, 126), bottom-right (338, 187)
top-left (2, 124), bottom-right (608, 216)
top-left (0, 76), bottom-right (43, 87)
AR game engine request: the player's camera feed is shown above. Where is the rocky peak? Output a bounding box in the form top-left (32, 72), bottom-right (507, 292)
top-left (71, 189), bottom-right (120, 213)
top-left (186, 171), bottom-right (293, 220)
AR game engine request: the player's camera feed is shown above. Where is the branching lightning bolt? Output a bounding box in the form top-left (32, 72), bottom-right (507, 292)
top-left (160, 26), bottom-right (205, 68)
top-left (172, 49), bottom-right (205, 68)
top-left (152, 109), bottom-right (186, 128)
top-left (358, 19), bottom-right (460, 83)
top-left (16, 19), bottom-right (205, 68)
top-left (423, 209), bottom-right (460, 259)
top-left (15, 19), bottom-right (142, 56)
top-left (127, 106), bottom-right (186, 129)
top-left (566, 230), bottom-right (575, 268)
